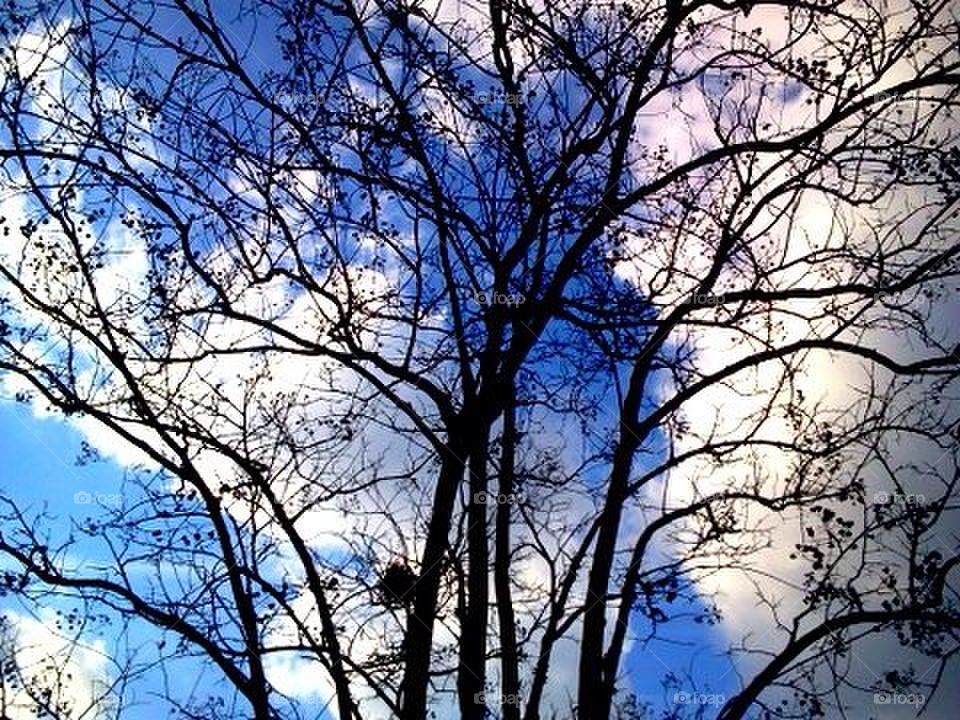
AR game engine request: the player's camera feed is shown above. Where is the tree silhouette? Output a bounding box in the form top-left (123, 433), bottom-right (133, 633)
top-left (0, 0), bottom-right (958, 718)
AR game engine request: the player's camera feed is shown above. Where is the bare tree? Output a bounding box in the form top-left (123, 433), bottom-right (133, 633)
top-left (0, 609), bottom-right (119, 720)
top-left (0, 0), bottom-right (958, 718)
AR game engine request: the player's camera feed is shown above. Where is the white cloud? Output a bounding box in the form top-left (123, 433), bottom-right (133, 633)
top-left (3, 4), bottom-right (957, 717)
top-left (0, 610), bottom-right (112, 720)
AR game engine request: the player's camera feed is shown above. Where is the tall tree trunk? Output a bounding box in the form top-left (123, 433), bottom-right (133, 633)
top-left (400, 429), bottom-right (468, 719)
top-left (459, 415), bottom-right (493, 720)
top-left (576, 363), bottom-right (651, 720)
top-left (495, 399), bottom-right (521, 720)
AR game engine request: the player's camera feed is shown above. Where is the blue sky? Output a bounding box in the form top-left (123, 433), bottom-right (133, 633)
top-left (0, 397), bottom-right (738, 718)
top-left (2, 2), bottom-right (957, 719)
top-left (0, 4), bottom-right (780, 716)
top-left (0, 403), bottom-right (232, 719)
